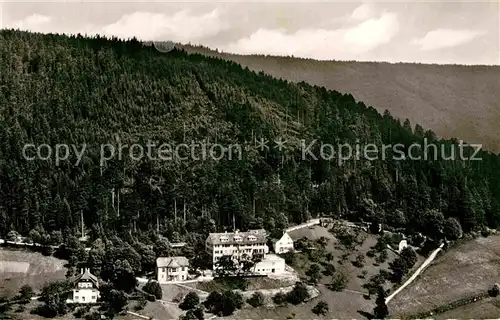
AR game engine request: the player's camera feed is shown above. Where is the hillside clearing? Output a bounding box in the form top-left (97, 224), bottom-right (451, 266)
top-left (389, 235), bottom-right (500, 317)
top-left (0, 249), bottom-right (67, 297)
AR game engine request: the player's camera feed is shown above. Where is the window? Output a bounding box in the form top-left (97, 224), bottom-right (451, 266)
top-left (75, 296), bottom-right (79, 300)
top-left (181, 267), bottom-right (185, 271)
top-left (91, 296), bottom-right (96, 300)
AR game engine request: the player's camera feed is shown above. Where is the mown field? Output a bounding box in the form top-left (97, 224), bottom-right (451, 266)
top-left (0, 248), bottom-right (67, 297)
top-left (389, 234), bottom-right (500, 317)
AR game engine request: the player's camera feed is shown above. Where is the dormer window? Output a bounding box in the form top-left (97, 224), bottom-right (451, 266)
top-left (248, 235), bottom-right (257, 241)
top-left (234, 236), bottom-right (242, 242)
top-left (220, 236), bottom-right (229, 242)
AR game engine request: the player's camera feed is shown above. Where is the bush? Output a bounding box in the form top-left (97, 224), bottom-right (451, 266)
top-left (272, 292), bottom-right (287, 306)
top-left (312, 300), bottom-right (329, 315)
top-left (18, 284), bottom-right (34, 302)
top-left (247, 291), bottom-right (265, 308)
top-left (220, 291), bottom-right (243, 316)
top-left (204, 290), bottom-right (243, 316)
top-left (400, 247), bottom-right (417, 269)
top-left (322, 263), bottom-right (336, 277)
top-left (286, 282), bottom-right (310, 305)
top-left (134, 296), bottom-right (147, 311)
top-left (489, 284), bottom-right (500, 297)
top-left (143, 280), bottom-right (162, 300)
top-left (179, 292), bottom-right (200, 310)
top-left (328, 270), bottom-right (348, 292)
top-left (375, 249), bottom-right (388, 264)
top-left (305, 264), bottom-right (322, 284)
top-left (352, 254), bottom-right (365, 268)
top-left (85, 311), bottom-right (102, 320)
top-left (481, 228), bottom-right (491, 237)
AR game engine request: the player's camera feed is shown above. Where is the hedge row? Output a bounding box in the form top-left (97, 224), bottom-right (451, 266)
top-left (404, 291), bottom-right (491, 319)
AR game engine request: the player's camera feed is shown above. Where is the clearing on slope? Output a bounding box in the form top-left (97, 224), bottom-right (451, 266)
top-left (0, 249), bottom-right (67, 297)
top-left (389, 234), bottom-right (500, 317)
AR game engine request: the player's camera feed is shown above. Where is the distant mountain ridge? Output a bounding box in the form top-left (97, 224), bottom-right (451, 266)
top-left (178, 44), bottom-right (500, 153)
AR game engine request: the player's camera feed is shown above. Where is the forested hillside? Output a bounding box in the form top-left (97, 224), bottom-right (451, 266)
top-left (0, 30), bottom-right (500, 249)
top-left (179, 44), bottom-right (500, 152)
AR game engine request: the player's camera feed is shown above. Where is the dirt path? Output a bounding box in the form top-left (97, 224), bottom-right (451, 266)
top-left (386, 243), bottom-right (444, 304)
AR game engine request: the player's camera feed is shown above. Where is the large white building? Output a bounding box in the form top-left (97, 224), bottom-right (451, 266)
top-left (272, 232), bottom-right (294, 254)
top-left (156, 256), bottom-right (189, 283)
top-left (66, 268), bottom-right (100, 304)
top-left (254, 254), bottom-right (286, 275)
top-left (205, 229), bottom-right (269, 269)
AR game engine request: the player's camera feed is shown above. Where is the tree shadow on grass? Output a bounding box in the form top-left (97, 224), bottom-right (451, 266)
top-left (357, 310), bottom-right (373, 319)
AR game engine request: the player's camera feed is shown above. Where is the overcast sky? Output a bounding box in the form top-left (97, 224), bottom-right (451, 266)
top-left (1, 1), bottom-right (498, 65)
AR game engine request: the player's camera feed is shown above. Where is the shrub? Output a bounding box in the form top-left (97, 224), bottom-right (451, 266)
top-left (247, 291), bottom-right (265, 308)
top-left (143, 280), bottom-right (162, 300)
top-left (322, 263), bottom-right (336, 277)
top-left (353, 254), bottom-right (365, 268)
top-left (18, 284), bottom-right (34, 302)
top-left (286, 282), bottom-right (310, 305)
top-left (489, 283), bottom-right (500, 297)
top-left (328, 270), bottom-right (348, 292)
top-left (179, 292), bottom-right (200, 310)
top-left (134, 296), bottom-right (147, 311)
top-left (312, 300), bottom-right (329, 315)
top-left (272, 292), bottom-right (287, 306)
top-left (305, 264), bottom-right (322, 284)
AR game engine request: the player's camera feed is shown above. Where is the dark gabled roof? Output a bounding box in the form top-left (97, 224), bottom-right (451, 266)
top-left (72, 268), bottom-right (99, 288)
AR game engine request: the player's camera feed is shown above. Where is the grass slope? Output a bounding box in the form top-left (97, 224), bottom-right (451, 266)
top-left (181, 44), bottom-right (500, 152)
top-left (0, 249), bottom-right (67, 297)
top-left (389, 234), bottom-right (500, 317)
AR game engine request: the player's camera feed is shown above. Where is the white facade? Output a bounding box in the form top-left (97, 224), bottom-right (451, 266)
top-left (254, 254), bottom-right (285, 275)
top-left (157, 256), bottom-right (189, 283)
top-left (67, 268), bottom-right (100, 304)
top-left (272, 232), bottom-right (294, 254)
top-left (206, 229), bottom-right (269, 269)
top-left (398, 240), bottom-right (408, 253)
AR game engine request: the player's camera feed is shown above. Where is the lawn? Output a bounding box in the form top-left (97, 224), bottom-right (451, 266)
top-left (0, 248), bottom-right (67, 297)
top-left (389, 234), bottom-right (500, 317)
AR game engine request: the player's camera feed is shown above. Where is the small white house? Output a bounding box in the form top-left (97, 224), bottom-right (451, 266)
top-left (156, 256), bottom-right (189, 283)
top-left (272, 232), bottom-right (294, 254)
top-left (398, 240), bottom-right (408, 253)
top-left (254, 254), bottom-right (285, 275)
top-left (67, 268), bottom-right (100, 304)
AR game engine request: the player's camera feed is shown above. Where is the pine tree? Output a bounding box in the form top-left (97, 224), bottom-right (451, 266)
top-left (373, 286), bottom-right (389, 319)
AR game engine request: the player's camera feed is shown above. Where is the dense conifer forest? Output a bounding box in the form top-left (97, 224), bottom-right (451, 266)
top-left (0, 29), bottom-right (499, 256)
